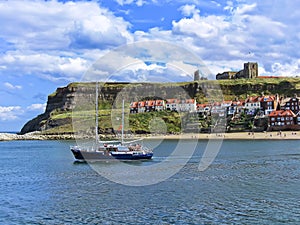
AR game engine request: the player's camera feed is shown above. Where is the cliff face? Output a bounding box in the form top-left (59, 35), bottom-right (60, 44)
top-left (20, 82), bottom-right (130, 134)
top-left (20, 84), bottom-right (77, 134)
top-left (20, 79), bottom-right (300, 134)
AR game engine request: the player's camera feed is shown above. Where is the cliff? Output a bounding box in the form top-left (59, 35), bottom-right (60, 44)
top-left (20, 78), bottom-right (300, 134)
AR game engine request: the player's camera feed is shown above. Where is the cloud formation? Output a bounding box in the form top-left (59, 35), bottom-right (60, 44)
top-left (0, 106), bottom-right (23, 121)
top-left (0, 1), bottom-right (133, 82)
top-left (1, 0), bottom-right (300, 131)
top-left (4, 82), bottom-right (22, 90)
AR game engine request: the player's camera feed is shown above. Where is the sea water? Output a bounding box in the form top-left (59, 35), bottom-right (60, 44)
top-left (0, 139), bottom-right (300, 224)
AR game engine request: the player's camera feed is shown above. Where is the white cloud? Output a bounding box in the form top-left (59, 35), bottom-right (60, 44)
top-left (4, 82), bottom-right (22, 90)
top-left (0, 1), bottom-right (133, 82)
top-left (115, 0), bottom-right (148, 6)
top-left (0, 106), bottom-right (23, 121)
top-left (1, 0), bottom-right (300, 83)
top-left (172, 14), bottom-right (226, 39)
top-left (234, 3), bottom-right (257, 15)
top-left (0, 1), bottom-right (132, 51)
top-left (27, 103), bottom-right (47, 112)
top-left (165, 1), bottom-right (300, 76)
top-left (0, 103), bottom-right (46, 122)
top-left (179, 4), bottom-right (200, 17)
top-left (0, 51), bottom-right (91, 82)
top-left (82, 41), bottom-right (209, 82)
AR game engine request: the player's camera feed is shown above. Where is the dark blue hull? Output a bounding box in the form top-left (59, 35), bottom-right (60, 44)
top-left (71, 149), bottom-right (113, 161)
top-left (110, 152), bottom-right (153, 160)
top-left (71, 148), bottom-right (153, 161)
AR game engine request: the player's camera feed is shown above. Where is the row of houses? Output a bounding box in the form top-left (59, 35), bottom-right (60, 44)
top-left (130, 94), bottom-right (300, 131)
top-left (130, 99), bottom-right (197, 114)
top-left (130, 95), bottom-right (299, 115)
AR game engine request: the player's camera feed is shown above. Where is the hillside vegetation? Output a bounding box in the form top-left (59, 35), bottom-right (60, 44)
top-left (21, 78), bottom-right (300, 135)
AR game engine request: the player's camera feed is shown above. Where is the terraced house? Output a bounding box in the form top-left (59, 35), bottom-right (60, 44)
top-left (268, 110), bottom-right (297, 131)
top-left (280, 95), bottom-right (300, 114)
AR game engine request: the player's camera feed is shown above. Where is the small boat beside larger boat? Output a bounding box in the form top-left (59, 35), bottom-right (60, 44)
top-left (70, 83), bottom-right (153, 162)
top-left (71, 140), bottom-right (153, 161)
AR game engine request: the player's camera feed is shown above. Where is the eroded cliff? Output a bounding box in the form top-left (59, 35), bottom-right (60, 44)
top-left (20, 78), bottom-right (300, 134)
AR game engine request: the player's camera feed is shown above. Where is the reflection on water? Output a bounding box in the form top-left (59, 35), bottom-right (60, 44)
top-left (0, 140), bottom-right (300, 224)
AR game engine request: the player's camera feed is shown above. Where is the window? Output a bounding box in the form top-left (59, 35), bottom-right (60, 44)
top-left (271, 118), bottom-right (275, 121)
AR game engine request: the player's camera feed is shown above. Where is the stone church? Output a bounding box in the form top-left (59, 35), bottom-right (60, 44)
top-left (216, 62), bottom-right (258, 80)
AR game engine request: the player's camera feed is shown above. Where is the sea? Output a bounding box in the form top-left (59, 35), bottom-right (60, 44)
top-left (0, 139), bottom-right (300, 225)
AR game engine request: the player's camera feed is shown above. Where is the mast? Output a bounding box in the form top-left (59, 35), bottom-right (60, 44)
top-left (95, 82), bottom-right (99, 146)
top-left (121, 99), bottom-right (125, 145)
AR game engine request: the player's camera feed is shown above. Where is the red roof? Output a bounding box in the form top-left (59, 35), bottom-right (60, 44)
top-left (185, 99), bottom-right (195, 104)
top-left (155, 100), bottom-right (164, 106)
top-left (197, 104), bottom-right (207, 109)
top-left (269, 110), bottom-right (296, 117)
top-left (145, 100), bottom-right (155, 106)
top-left (246, 95), bottom-right (276, 103)
top-left (166, 99), bottom-right (179, 104)
top-left (138, 101), bottom-right (145, 107)
top-left (130, 102), bottom-right (138, 108)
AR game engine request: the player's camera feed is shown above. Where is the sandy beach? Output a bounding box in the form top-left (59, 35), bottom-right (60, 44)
top-left (1, 131), bottom-right (299, 141)
top-left (145, 131), bottom-right (300, 140)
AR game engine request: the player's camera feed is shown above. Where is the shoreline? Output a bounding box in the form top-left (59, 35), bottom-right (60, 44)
top-left (144, 131), bottom-right (300, 140)
top-left (0, 131), bottom-right (299, 141)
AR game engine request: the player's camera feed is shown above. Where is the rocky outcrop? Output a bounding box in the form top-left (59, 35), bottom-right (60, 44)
top-left (20, 113), bottom-right (49, 134)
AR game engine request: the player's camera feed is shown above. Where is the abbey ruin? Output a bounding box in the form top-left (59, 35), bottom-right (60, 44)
top-left (216, 62), bottom-right (258, 80)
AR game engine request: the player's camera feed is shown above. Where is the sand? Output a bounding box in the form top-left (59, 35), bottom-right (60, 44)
top-left (1, 131), bottom-right (299, 141)
top-left (144, 131), bottom-right (300, 140)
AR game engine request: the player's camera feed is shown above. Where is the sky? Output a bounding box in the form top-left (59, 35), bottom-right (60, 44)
top-left (0, 0), bottom-right (300, 131)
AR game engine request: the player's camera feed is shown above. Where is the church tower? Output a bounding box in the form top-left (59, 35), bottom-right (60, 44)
top-left (194, 70), bottom-right (200, 81)
top-left (244, 62), bottom-right (258, 79)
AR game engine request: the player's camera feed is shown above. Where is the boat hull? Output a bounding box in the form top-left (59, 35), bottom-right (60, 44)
top-left (110, 152), bottom-right (153, 160)
top-left (71, 148), bottom-right (153, 161)
top-left (71, 148), bottom-right (113, 161)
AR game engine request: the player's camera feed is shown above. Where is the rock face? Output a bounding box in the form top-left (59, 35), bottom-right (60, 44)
top-left (20, 79), bottom-right (300, 134)
top-left (20, 82), bottom-right (129, 134)
top-left (20, 84), bottom-right (78, 134)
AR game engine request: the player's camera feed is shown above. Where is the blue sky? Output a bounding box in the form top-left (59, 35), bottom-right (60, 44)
top-left (0, 0), bottom-right (300, 131)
